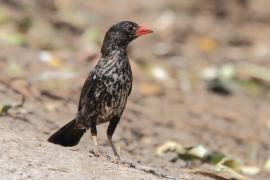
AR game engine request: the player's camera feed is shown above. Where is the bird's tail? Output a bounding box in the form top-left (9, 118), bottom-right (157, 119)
top-left (48, 119), bottom-right (86, 147)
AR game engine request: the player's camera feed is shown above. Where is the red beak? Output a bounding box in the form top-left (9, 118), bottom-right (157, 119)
top-left (136, 26), bottom-right (153, 37)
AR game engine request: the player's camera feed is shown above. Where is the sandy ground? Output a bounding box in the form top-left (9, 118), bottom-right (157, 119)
top-left (0, 129), bottom-right (159, 180)
top-left (1, 0), bottom-right (270, 179)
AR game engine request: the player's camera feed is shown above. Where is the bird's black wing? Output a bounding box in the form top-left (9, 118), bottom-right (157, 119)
top-left (78, 71), bottom-right (96, 111)
top-left (127, 62), bottom-right (133, 96)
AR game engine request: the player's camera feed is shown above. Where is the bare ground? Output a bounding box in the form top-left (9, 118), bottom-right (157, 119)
top-left (1, 0), bottom-right (270, 179)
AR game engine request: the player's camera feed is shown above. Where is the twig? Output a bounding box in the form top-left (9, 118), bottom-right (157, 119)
top-left (0, 78), bottom-right (25, 97)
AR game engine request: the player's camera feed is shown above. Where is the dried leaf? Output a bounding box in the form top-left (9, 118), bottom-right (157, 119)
top-left (241, 165), bottom-right (260, 175)
top-left (264, 158), bottom-right (270, 172)
top-left (201, 66), bottom-right (218, 81)
top-left (156, 141), bottom-right (184, 157)
top-left (216, 157), bottom-right (242, 172)
top-left (198, 37), bottom-right (217, 53)
top-left (187, 145), bottom-right (208, 158)
top-left (187, 166), bottom-right (250, 180)
top-left (38, 51), bottom-right (65, 69)
top-left (157, 141), bottom-right (255, 175)
top-left (44, 103), bottom-right (60, 112)
top-left (0, 96), bottom-right (24, 116)
top-left (138, 83), bottom-right (163, 96)
top-left (0, 104), bottom-right (12, 116)
top-left (215, 165), bottom-right (249, 180)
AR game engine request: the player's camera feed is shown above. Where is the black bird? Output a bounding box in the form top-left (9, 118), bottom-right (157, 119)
top-left (48, 21), bottom-right (153, 159)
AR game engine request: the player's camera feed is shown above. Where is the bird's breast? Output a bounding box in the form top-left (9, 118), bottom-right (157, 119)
top-left (93, 69), bottom-right (131, 124)
top-left (88, 55), bottom-right (132, 124)
top-left (95, 87), bottom-right (128, 124)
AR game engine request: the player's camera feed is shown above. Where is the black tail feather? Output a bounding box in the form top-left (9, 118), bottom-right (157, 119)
top-left (48, 119), bottom-right (86, 147)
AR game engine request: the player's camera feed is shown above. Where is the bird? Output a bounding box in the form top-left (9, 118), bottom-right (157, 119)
top-left (48, 21), bottom-right (153, 160)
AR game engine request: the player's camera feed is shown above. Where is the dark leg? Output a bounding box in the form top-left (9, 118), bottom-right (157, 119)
top-left (107, 116), bottom-right (121, 159)
top-left (90, 121), bottom-right (100, 156)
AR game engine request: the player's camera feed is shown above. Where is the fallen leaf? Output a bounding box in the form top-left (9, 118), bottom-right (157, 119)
top-left (215, 165), bottom-right (250, 180)
top-left (0, 104), bottom-right (12, 116)
top-left (216, 157), bottom-right (242, 172)
top-left (264, 158), bottom-right (270, 172)
top-left (38, 51), bottom-right (65, 69)
top-left (44, 103), bottom-right (60, 112)
top-left (187, 145), bottom-right (208, 158)
top-left (138, 83), bottom-right (163, 96)
top-left (186, 166), bottom-right (250, 180)
top-left (156, 141), bottom-right (257, 174)
top-left (156, 141), bottom-right (184, 157)
top-left (241, 165), bottom-right (260, 175)
top-left (198, 37), bottom-right (217, 53)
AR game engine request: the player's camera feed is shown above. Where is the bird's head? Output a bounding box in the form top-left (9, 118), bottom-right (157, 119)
top-left (101, 21), bottom-right (153, 55)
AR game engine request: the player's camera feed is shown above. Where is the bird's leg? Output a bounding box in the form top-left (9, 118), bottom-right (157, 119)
top-left (90, 121), bottom-right (100, 157)
top-left (107, 116), bottom-right (121, 160)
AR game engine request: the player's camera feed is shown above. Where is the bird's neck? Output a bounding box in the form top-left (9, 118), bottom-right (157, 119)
top-left (101, 39), bottom-right (129, 57)
top-left (100, 48), bottom-right (128, 65)
top-left (97, 48), bottom-right (130, 77)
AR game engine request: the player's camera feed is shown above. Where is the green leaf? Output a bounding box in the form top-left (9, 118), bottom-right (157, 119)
top-left (0, 32), bottom-right (25, 45)
top-left (0, 104), bottom-right (12, 115)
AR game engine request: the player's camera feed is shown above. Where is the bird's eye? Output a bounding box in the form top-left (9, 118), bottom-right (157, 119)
top-left (127, 26), bottom-right (134, 32)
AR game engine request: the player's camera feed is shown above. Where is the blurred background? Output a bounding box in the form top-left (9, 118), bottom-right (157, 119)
top-left (1, 0), bottom-right (270, 179)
